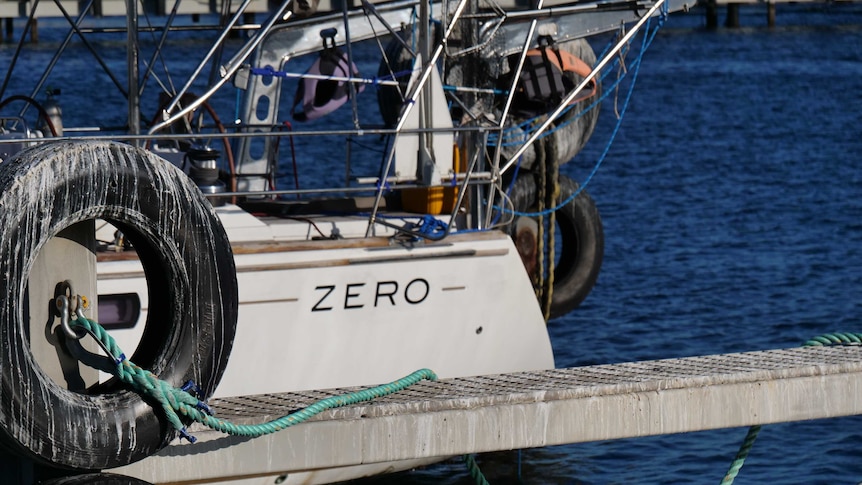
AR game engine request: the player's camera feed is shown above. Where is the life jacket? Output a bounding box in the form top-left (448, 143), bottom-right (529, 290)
top-left (291, 38), bottom-right (364, 122)
top-left (500, 37), bottom-right (596, 118)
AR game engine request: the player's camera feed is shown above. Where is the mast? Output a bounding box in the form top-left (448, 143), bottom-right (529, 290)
top-left (127, 0), bottom-right (140, 144)
top-left (417, 0), bottom-right (439, 185)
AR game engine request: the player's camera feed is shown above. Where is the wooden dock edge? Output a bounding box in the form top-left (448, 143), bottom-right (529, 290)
top-left (112, 345), bottom-right (862, 483)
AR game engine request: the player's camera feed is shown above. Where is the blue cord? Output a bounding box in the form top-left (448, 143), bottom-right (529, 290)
top-left (498, 15), bottom-right (664, 218)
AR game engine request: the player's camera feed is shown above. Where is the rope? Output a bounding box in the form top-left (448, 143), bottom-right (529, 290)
top-left (719, 425), bottom-right (761, 485)
top-left (488, 11), bottom-right (663, 149)
top-left (462, 454), bottom-right (491, 485)
top-left (535, 128), bottom-right (547, 302)
top-left (720, 332), bottom-right (862, 483)
top-left (69, 314), bottom-right (437, 442)
top-left (542, 136), bottom-right (559, 321)
top-left (802, 332), bottom-right (862, 346)
top-left (414, 215), bottom-right (449, 238)
top-left (496, 14), bottom-right (661, 220)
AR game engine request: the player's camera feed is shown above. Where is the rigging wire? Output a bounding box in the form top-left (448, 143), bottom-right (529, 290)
top-left (498, 13), bottom-right (663, 220)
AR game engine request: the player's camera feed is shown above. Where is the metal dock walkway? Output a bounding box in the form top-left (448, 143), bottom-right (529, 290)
top-left (113, 344), bottom-right (862, 483)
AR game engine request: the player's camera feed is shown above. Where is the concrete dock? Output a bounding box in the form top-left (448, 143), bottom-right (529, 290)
top-left (112, 344), bottom-right (862, 483)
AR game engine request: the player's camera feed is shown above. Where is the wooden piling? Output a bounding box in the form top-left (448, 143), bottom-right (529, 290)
top-left (725, 3), bottom-right (740, 28)
top-left (705, 0), bottom-right (718, 28)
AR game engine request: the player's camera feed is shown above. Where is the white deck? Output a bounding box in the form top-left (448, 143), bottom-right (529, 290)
top-left (112, 344), bottom-right (862, 484)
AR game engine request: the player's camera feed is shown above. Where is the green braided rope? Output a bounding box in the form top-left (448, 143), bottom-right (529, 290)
top-left (70, 314), bottom-right (437, 441)
top-left (719, 424), bottom-right (761, 485)
top-left (802, 332), bottom-right (862, 347)
top-left (720, 331), bottom-right (862, 484)
top-left (184, 369), bottom-right (436, 437)
top-left (462, 454), bottom-right (490, 485)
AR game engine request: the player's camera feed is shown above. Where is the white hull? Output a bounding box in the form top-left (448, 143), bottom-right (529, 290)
top-left (98, 205), bottom-right (554, 399)
top-left (99, 205), bottom-right (553, 483)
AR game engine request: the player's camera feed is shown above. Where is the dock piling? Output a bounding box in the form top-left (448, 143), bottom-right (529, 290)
top-left (725, 2), bottom-right (739, 27)
top-left (705, 0), bottom-right (718, 28)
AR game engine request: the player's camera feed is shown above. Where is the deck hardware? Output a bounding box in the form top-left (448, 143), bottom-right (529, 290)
top-left (55, 294), bottom-right (83, 340)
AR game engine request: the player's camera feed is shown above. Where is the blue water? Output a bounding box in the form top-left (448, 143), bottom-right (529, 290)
top-left (3, 3), bottom-right (862, 483)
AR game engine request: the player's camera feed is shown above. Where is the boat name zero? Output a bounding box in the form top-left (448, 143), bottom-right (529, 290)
top-left (311, 278), bottom-right (430, 311)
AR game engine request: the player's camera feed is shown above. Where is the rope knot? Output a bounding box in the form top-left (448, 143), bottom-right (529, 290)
top-left (62, 313), bottom-right (437, 443)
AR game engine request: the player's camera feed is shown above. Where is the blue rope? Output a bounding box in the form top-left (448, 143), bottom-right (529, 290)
top-left (487, 65), bottom-right (617, 146)
top-left (414, 215), bottom-right (449, 237)
top-left (495, 15), bottom-right (663, 219)
top-left (489, 35), bottom-right (621, 141)
top-left (487, 31), bottom-right (644, 147)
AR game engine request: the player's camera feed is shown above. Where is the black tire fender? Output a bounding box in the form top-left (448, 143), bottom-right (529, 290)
top-left (39, 473), bottom-right (154, 485)
top-left (0, 141), bottom-right (238, 470)
top-left (506, 173), bottom-right (604, 318)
